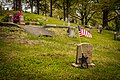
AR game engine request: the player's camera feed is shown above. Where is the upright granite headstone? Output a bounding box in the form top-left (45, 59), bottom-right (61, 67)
top-left (68, 20), bottom-right (70, 27)
top-left (68, 27), bottom-right (76, 38)
top-left (114, 32), bottom-right (117, 40)
top-left (72, 43), bottom-right (95, 67)
top-left (8, 15), bottom-right (13, 23)
top-left (98, 24), bottom-right (102, 34)
top-left (19, 15), bottom-right (25, 25)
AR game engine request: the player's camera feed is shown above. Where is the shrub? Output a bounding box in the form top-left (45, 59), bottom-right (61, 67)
top-left (13, 12), bottom-right (23, 23)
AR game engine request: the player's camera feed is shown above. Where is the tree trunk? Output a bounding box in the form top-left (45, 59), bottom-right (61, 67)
top-left (19, 0), bottom-right (22, 12)
top-left (30, 0), bottom-right (33, 13)
top-left (81, 12), bottom-right (84, 25)
top-left (63, 0), bottom-right (65, 21)
top-left (66, 0), bottom-right (68, 21)
top-left (85, 16), bottom-right (88, 25)
top-left (50, 0), bottom-right (52, 17)
top-left (15, 0), bottom-right (17, 11)
top-left (44, 0), bottom-right (46, 16)
top-left (13, 0), bottom-right (15, 10)
top-left (103, 9), bottom-right (109, 28)
top-left (37, 0), bottom-right (39, 15)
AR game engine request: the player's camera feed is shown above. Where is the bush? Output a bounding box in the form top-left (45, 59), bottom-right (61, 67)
top-left (13, 12), bottom-right (23, 23)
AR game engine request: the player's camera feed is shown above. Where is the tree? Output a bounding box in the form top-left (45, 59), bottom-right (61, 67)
top-left (76, 0), bottom-right (96, 26)
top-left (96, 0), bottom-right (120, 28)
top-left (37, 0), bottom-right (40, 15)
top-left (30, 0), bottom-right (34, 13)
top-left (50, 0), bottom-right (52, 17)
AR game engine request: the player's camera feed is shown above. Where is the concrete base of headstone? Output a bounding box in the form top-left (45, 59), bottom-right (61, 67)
top-left (72, 63), bottom-right (95, 68)
top-left (19, 22), bottom-right (25, 25)
top-left (72, 63), bottom-right (81, 68)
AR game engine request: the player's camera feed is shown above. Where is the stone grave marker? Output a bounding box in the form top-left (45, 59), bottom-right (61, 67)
top-left (72, 43), bottom-right (95, 68)
top-left (68, 27), bottom-right (76, 38)
top-left (68, 20), bottom-right (70, 27)
top-left (114, 32), bottom-right (117, 40)
top-left (8, 15), bottom-right (13, 23)
top-left (19, 15), bottom-right (25, 25)
top-left (98, 24), bottom-right (102, 34)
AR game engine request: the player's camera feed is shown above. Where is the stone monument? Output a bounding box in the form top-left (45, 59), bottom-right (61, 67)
top-left (68, 27), bottom-right (76, 38)
top-left (72, 43), bottom-right (95, 68)
top-left (98, 24), bottom-right (102, 34)
top-left (19, 15), bottom-right (25, 25)
top-left (114, 32), bottom-right (117, 40)
top-left (8, 14), bottom-right (13, 23)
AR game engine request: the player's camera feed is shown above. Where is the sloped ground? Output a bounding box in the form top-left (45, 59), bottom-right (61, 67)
top-left (0, 26), bottom-right (120, 80)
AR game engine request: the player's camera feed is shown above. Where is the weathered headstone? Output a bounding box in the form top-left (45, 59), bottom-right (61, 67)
top-left (19, 15), bottom-right (25, 25)
top-left (8, 15), bottom-right (13, 23)
top-left (72, 43), bottom-right (95, 67)
top-left (68, 27), bottom-right (76, 38)
top-left (68, 20), bottom-right (70, 27)
top-left (42, 17), bottom-right (47, 21)
top-left (114, 32), bottom-right (117, 40)
top-left (98, 24), bottom-right (102, 34)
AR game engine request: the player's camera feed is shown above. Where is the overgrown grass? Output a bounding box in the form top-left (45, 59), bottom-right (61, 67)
top-left (0, 24), bottom-right (120, 80)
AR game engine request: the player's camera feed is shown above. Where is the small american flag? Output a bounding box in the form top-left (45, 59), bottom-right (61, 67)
top-left (78, 26), bottom-right (92, 38)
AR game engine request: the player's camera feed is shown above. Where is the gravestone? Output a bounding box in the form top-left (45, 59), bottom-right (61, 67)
top-left (98, 25), bottom-right (102, 34)
top-left (68, 20), bottom-right (70, 27)
top-left (114, 32), bottom-right (117, 40)
top-left (72, 43), bottom-right (95, 67)
top-left (19, 15), bottom-right (25, 25)
top-left (8, 15), bottom-right (13, 23)
top-left (68, 27), bottom-right (76, 38)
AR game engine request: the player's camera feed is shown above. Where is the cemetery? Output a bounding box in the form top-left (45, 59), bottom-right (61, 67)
top-left (0, 0), bottom-right (120, 80)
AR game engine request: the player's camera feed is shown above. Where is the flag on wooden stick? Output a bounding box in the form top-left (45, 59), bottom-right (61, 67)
top-left (78, 26), bottom-right (92, 38)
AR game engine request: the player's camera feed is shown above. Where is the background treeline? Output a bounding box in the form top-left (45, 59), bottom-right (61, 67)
top-left (1, 0), bottom-right (120, 31)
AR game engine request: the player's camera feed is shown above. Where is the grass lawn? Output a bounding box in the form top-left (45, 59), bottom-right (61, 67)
top-left (0, 25), bottom-right (120, 80)
top-left (0, 11), bottom-right (120, 80)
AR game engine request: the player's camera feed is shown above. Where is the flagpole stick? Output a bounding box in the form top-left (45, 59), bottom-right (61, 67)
top-left (78, 26), bottom-right (83, 53)
top-left (78, 35), bottom-right (83, 54)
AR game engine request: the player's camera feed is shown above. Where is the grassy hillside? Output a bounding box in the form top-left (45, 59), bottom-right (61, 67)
top-left (0, 10), bottom-right (77, 27)
top-left (0, 26), bottom-right (120, 80)
top-left (23, 12), bottom-right (77, 27)
top-left (0, 11), bottom-right (120, 80)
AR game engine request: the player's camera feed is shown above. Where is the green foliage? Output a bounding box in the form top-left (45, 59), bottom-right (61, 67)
top-left (1, 15), bottom-right (8, 22)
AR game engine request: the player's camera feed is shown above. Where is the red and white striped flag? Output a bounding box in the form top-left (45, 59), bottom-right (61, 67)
top-left (78, 26), bottom-right (92, 38)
